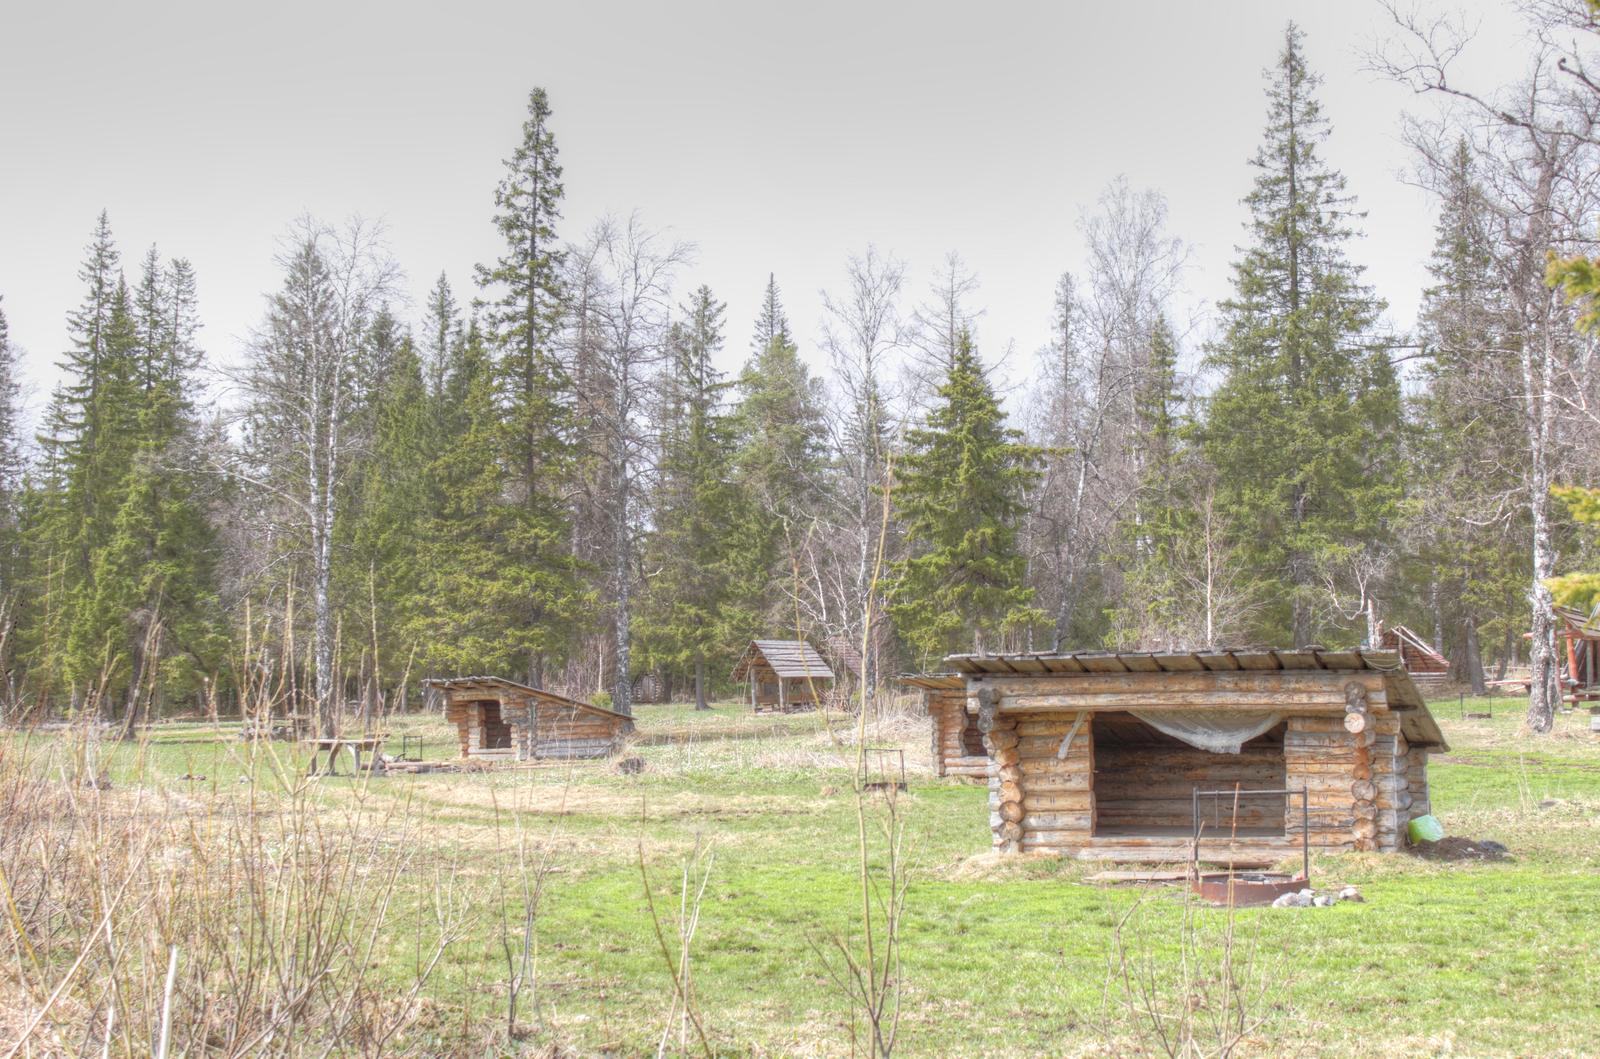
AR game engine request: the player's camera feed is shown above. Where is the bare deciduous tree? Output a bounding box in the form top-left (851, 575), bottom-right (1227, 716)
top-left (574, 214), bottom-right (690, 715)
top-left (1373, 2), bottom-right (1600, 730)
top-left (231, 217), bottom-right (397, 735)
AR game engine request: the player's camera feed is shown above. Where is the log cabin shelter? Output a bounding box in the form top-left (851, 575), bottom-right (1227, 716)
top-left (944, 649), bottom-right (1448, 865)
top-left (899, 673), bottom-right (988, 778)
top-left (731, 640), bottom-right (834, 710)
top-left (423, 677), bottom-right (634, 762)
top-left (1376, 622), bottom-right (1450, 690)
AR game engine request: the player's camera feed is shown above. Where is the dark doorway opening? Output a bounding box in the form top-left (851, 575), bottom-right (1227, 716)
top-left (1091, 711), bottom-right (1286, 838)
top-left (478, 700), bottom-right (512, 750)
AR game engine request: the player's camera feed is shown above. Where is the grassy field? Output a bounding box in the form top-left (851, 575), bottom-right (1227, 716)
top-left (4, 693), bottom-right (1599, 1056)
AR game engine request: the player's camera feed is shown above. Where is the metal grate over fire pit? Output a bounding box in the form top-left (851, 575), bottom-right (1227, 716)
top-left (1190, 787), bottom-right (1310, 906)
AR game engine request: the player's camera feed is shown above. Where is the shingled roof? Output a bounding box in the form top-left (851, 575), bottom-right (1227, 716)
top-left (731, 640), bottom-right (835, 680)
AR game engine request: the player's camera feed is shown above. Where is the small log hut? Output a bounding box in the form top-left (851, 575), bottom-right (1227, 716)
top-left (945, 649), bottom-right (1447, 864)
top-left (1376, 622), bottom-right (1451, 690)
top-left (731, 640), bottom-right (834, 711)
top-left (900, 673), bottom-right (989, 778)
top-left (424, 677), bottom-right (634, 761)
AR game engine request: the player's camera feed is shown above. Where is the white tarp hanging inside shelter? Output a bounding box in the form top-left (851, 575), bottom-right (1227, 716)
top-left (1129, 709), bottom-right (1282, 755)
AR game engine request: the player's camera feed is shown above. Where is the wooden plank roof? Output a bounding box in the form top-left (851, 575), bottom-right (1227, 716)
top-left (897, 672), bottom-right (965, 691)
top-left (731, 640), bottom-right (835, 680)
top-left (421, 676), bottom-right (632, 721)
top-left (942, 648), bottom-right (1447, 749)
top-left (1381, 623), bottom-right (1449, 667)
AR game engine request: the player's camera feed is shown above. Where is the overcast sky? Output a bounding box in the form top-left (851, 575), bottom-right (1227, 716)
top-left (0, 0), bottom-right (1529, 422)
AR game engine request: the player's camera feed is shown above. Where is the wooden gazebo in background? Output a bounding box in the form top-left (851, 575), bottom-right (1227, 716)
top-left (1553, 605), bottom-right (1600, 703)
top-left (731, 640), bottom-right (834, 711)
top-left (1376, 622), bottom-right (1451, 690)
top-left (423, 677), bottom-right (634, 761)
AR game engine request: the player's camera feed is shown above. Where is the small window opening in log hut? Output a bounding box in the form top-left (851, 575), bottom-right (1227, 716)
top-left (960, 712), bottom-right (985, 757)
top-left (1091, 712), bottom-right (1287, 838)
top-left (478, 700), bottom-right (512, 751)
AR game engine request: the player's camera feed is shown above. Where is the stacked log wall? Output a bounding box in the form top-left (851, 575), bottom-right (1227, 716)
top-left (1095, 733), bottom-right (1285, 833)
top-left (1014, 713), bottom-right (1094, 853)
top-left (528, 700), bottom-right (629, 759)
top-left (929, 692), bottom-right (988, 778)
top-left (1283, 715), bottom-right (1364, 853)
top-left (1406, 747), bottom-right (1430, 819)
top-left (1369, 712), bottom-right (1409, 851)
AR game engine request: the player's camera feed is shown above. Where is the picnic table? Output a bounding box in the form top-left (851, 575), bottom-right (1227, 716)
top-left (306, 734), bottom-right (387, 776)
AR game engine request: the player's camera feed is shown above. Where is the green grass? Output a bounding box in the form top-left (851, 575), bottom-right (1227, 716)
top-left (9, 692), bottom-right (1600, 1056)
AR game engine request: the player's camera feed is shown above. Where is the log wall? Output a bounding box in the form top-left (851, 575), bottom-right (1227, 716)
top-left (529, 702), bottom-right (629, 759)
top-left (1406, 746), bottom-right (1430, 819)
top-left (1096, 725), bottom-right (1286, 833)
top-left (446, 691), bottom-right (629, 761)
top-left (968, 671), bottom-right (1433, 858)
top-left (928, 691), bottom-right (988, 778)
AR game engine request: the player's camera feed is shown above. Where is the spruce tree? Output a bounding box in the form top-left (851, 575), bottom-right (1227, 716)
top-left (751, 273), bottom-right (790, 353)
top-left (1109, 318), bottom-right (1195, 647)
top-left (477, 87), bottom-right (582, 684)
top-left (66, 249), bottom-right (223, 724)
top-left (408, 322), bottom-right (590, 676)
top-left (728, 277), bottom-right (825, 636)
top-left (639, 286), bottom-right (738, 709)
top-left (0, 297), bottom-right (20, 683)
top-left (1407, 140), bottom-right (1525, 689)
top-left (888, 329), bottom-right (1044, 666)
top-left (346, 331), bottom-right (433, 704)
top-left (422, 271), bottom-right (463, 401)
top-left (0, 297), bottom-right (20, 514)
top-left (1201, 24), bottom-right (1402, 647)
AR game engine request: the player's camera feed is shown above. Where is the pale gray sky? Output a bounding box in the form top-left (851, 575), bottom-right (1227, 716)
top-left (0, 0), bottom-right (1527, 418)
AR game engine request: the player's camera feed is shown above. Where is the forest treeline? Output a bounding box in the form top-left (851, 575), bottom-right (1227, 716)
top-left (3, 16), bottom-right (1600, 732)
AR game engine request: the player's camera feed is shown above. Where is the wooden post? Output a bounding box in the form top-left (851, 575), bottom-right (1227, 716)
top-left (778, 673), bottom-right (787, 711)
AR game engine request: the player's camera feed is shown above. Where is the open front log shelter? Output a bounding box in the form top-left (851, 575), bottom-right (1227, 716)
top-left (945, 649), bottom-right (1447, 864)
top-left (731, 640), bottom-right (834, 711)
top-left (424, 677), bottom-right (634, 761)
top-left (900, 673), bottom-right (988, 778)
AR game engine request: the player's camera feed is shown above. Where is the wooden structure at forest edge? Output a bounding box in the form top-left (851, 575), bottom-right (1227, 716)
top-left (1376, 622), bottom-right (1451, 690)
top-left (423, 677), bottom-right (634, 761)
top-left (1553, 605), bottom-right (1600, 703)
top-left (900, 673), bottom-right (988, 778)
top-left (944, 649), bottom-right (1448, 865)
top-left (731, 640), bottom-right (834, 711)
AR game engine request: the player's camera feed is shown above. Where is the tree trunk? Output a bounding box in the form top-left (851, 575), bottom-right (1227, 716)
top-left (613, 479), bottom-right (633, 717)
top-left (1429, 580), bottom-right (1445, 653)
top-left (693, 652), bottom-right (708, 711)
top-left (1462, 615), bottom-right (1487, 696)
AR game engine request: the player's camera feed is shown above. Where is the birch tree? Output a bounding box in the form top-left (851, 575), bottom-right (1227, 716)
top-left (1375, 0), bottom-right (1600, 730)
top-left (236, 218), bottom-right (397, 734)
top-left (577, 214), bottom-right (689, 715)
top-left (820, 248), bottom-right (903, 699)
top-left (1026, 180), bottom-right (1186, 648)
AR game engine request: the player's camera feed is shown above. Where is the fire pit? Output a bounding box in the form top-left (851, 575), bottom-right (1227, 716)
top-left (1192, 871), bottom-right (1306, 907)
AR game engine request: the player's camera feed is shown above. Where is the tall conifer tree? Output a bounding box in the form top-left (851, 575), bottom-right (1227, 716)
top-left (728, 276), bottom-right (825, 635)
top-left (639, 286), bottom-right (738, 709)
top-left (888, 329), bottom-right (1043, 666)
top-left (1201, 24), bottom-right (1402, 647)
top-left (477, 87), bottom-right (583, 684)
